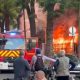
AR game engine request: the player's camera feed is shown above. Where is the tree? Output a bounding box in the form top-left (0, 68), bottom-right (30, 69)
top-left (17, 0), bottom-right (36, 37)
top-left (0, 0), bottom-right (20, 32)
top-left (37, 29), bottom-right (45, 48)
top-left (38, 0), bottom-right (80, 56)
top-left (25, 0), bottom-right (36, 37)
top-left (38, 0), bottom-right (62, 55)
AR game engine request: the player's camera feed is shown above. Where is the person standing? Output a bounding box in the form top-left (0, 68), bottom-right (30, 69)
top-left (55, 50), bottom-right (70, 80)
top-left (31, 48), bottom-right (56, 72)
top-left (13, 51), bottom-right (31, 80)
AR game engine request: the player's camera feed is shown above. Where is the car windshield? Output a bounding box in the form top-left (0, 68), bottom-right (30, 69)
top-left (0, 38), bottom-right (25, 49)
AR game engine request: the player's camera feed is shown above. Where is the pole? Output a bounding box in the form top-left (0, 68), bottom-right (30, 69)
top-left (69, 26), bottom-right (76, 54)
top-left (23, 9), bottom-right (27, 50)
top-left (72, 27), bottom-right (74, 54)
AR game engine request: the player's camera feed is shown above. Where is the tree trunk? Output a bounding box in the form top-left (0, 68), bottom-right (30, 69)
top-left (25, 0), bottom-right (36, 37)
top-left (17, 15), bottom-right (20, 29)
top-left (1, 19), bottom-right (4, 33)
top-left (29, 14), bottom-right (36, 37)
top-left (45, 12), bottom-right (54, 56)
top-left (5, 14), bottom-right (10, 31)
top-left (0, 21), bottom-right (2, 32)
top-left (37, 29), bottom-right (45, 48)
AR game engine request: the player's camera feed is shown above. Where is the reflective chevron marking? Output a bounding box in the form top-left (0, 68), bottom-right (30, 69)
top-left (5, 51), bottom-right (11, 57)
top-left (0, 50), bottom-right (20, 57)
top-left (1, 50), bottom-right (8, 57)
top-left (0, 50), bottom-right (4, 55)
top-left (13, 51), bottom-right (20, 57)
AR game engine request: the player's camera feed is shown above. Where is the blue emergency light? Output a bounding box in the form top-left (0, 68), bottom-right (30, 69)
top-left (10, 32), bottom-right (16, 36)
top-left (5, 30), bottom-right (21, 36)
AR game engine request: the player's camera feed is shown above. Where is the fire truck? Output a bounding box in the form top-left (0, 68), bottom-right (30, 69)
top-left (0, 30), bottom-right (38, 71)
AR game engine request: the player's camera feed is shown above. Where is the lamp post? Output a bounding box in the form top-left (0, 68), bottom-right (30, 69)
top-left (69, 26), bottom-right (76, 54)
top-left (23, 9), bottom-right (27, 50)
top-left (22, 1), bottom-right (27, 50)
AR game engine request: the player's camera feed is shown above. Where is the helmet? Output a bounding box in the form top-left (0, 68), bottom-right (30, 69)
top-left (35, 48), bottom-right (41, 55)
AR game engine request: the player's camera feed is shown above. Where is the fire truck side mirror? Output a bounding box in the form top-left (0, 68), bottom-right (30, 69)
top-left (0, 39), bottom-right (7, 45)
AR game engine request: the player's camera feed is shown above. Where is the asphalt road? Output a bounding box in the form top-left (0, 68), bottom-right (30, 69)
top-left (0, 73), bottom-right (14, 80)
top-left (0, 73), bottom-right (79, 80)
top-left (0, 71), bottom-right (79, 80)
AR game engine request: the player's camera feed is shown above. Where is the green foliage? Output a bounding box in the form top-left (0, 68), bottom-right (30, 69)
top-left (38, 0), bottom-right (59, 13)
top-left (38, 0), bottom-right (80, 16)
top-left (60, 0), bottom-right (80, 12)
top-left (16, 0), bottom-right (25, 9)
top-left (0, 0), bottom-right (21, 28)
top-left (0, 0), bottom-right (20, 18)
top-left (0, 0), bottom-right (4, 17)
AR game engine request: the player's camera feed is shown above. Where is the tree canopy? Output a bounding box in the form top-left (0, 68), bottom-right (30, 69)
top-left (0, 0), bottom-right (20, 31)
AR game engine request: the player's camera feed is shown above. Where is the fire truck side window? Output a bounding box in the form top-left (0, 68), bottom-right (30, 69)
top-left (27, 39), bottom-right (36, 50)
top-left (27, 39), bottom-right (32, 50)
top-left (0, 39), bottom-right (7, 49)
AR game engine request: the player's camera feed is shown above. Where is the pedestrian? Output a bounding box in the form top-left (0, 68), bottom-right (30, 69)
top-left (13, 50), bottom-right (31, 80)
top-left (30, 48), bottom-right (56, 72)
top-left (55, 50), bottom-right (70, 80)
top-left (35, 70), bottom-right (47, 80)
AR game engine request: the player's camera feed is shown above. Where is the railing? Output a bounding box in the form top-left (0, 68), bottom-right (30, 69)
top-left (70, 70), bottom-right (80, 79)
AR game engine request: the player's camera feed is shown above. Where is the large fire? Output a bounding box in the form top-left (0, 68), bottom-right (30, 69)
top-left (53, 9), bottom-right (78, 55)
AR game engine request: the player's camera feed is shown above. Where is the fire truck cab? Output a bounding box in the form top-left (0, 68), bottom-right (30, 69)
top-left (0, 30), bottom-right (38, 71)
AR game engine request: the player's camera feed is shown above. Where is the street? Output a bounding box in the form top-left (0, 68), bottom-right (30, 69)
top-left (0, 71), bottom-right (79, 80)
top-left (0, 73), bottom-right (14, 80)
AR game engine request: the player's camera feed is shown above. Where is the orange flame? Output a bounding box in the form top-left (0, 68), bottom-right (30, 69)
top-left (53, 9), bottom-right (78, 55)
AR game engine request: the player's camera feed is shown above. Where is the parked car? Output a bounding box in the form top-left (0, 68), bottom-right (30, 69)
top-left (74, 64), bottom-right (80, 71)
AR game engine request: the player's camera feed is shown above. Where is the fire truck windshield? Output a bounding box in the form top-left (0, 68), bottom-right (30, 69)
top-left (0, 38), bottom-right (25, 49)
top-left (0, 38), bottom-right (37, 50)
